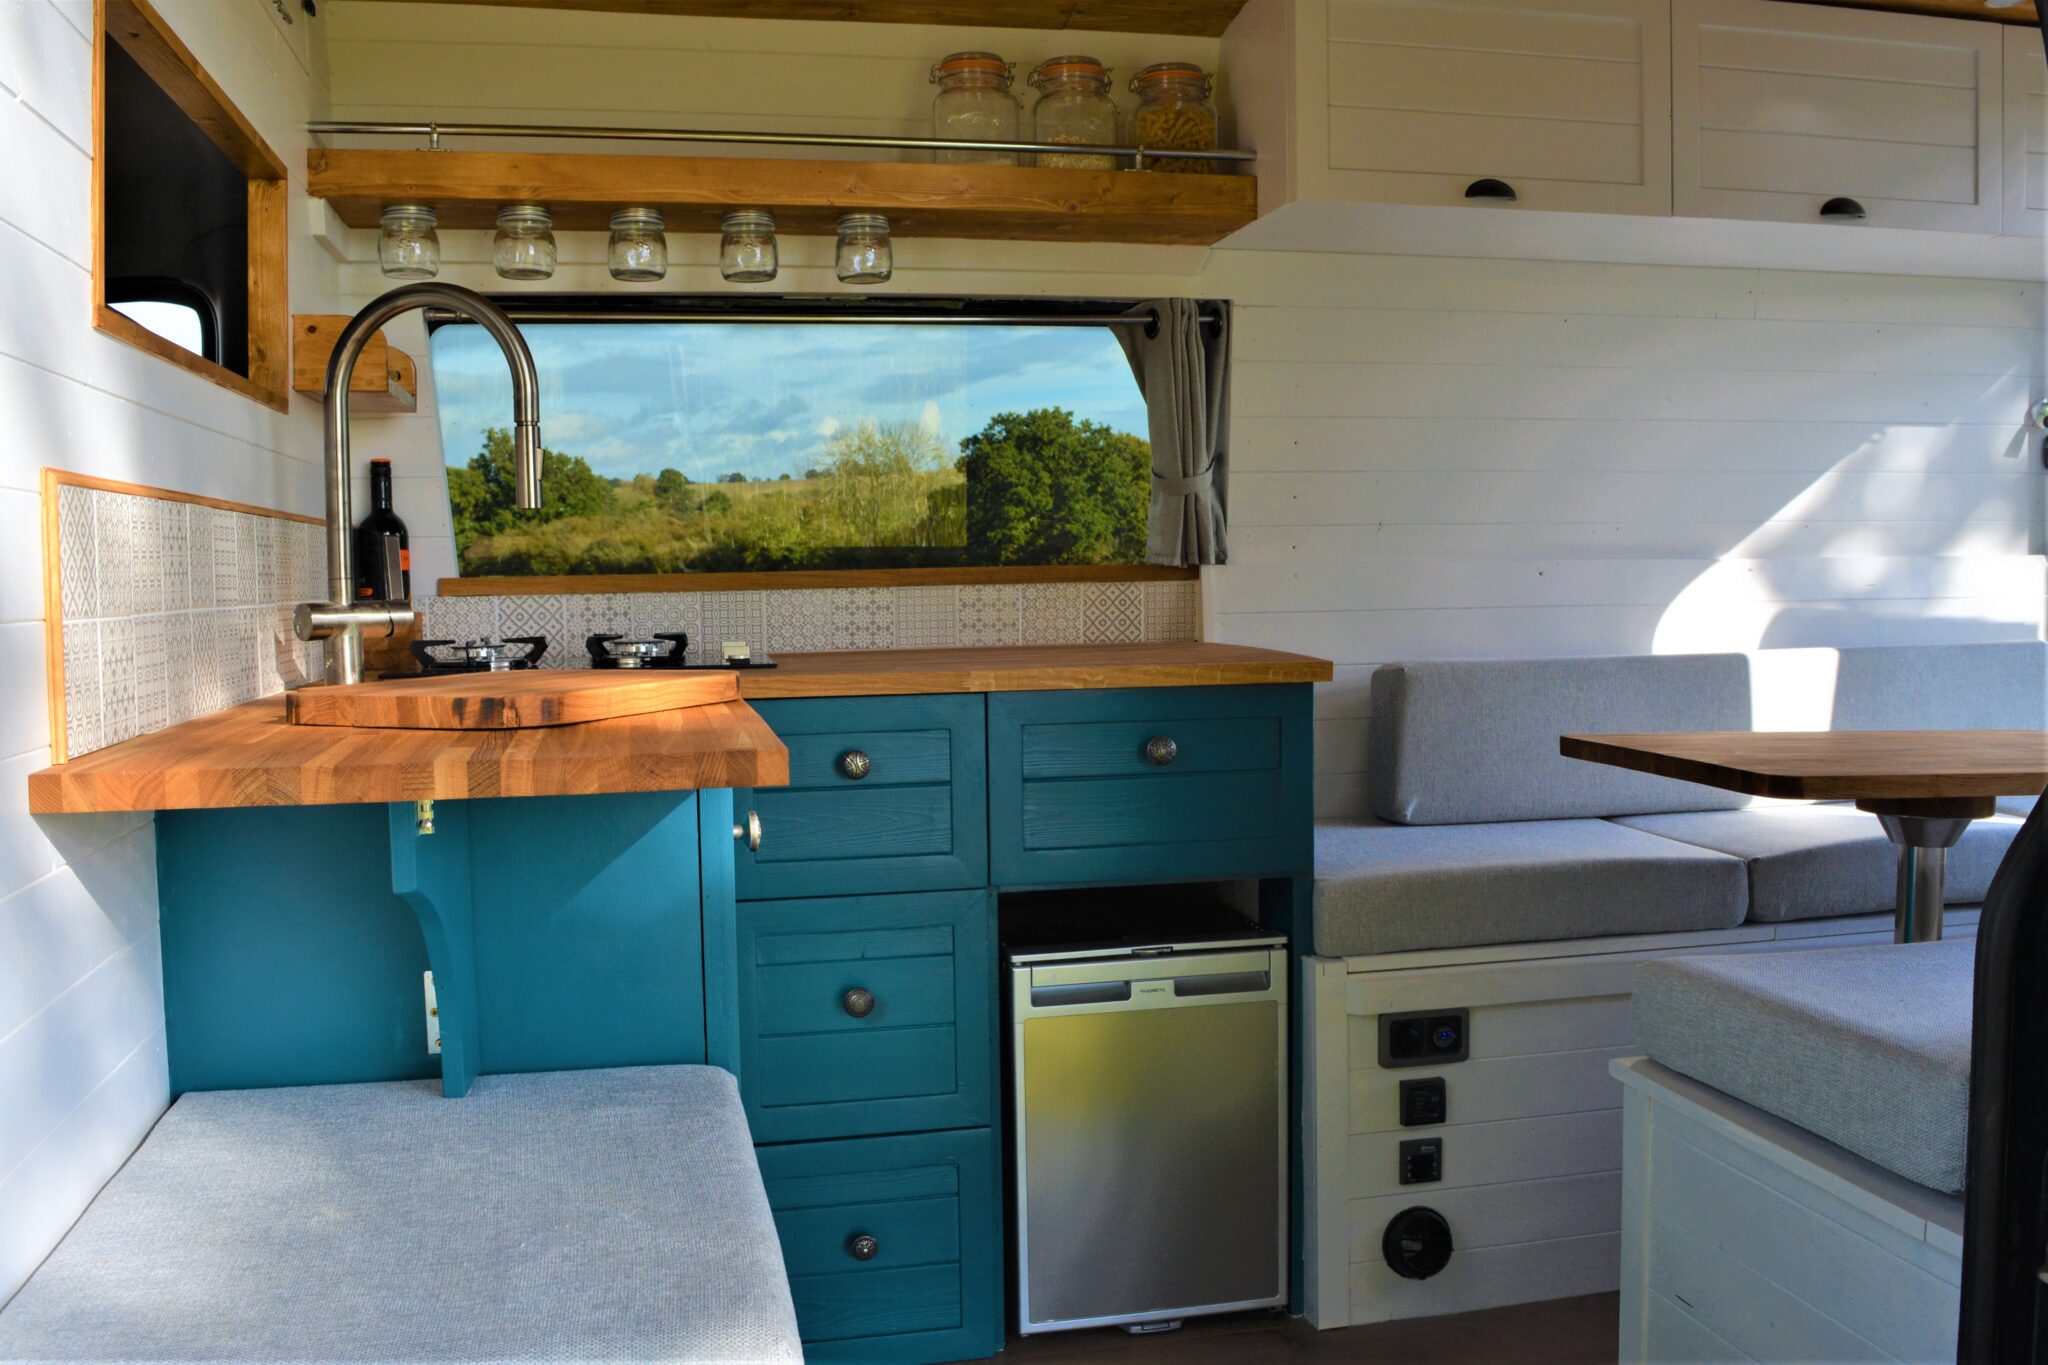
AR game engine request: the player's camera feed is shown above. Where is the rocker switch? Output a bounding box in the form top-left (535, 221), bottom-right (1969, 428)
top-left (1400, 1138), bottom-right (1443, 1186)
top-left (1400, 1077), bottom-right (1447, 1127)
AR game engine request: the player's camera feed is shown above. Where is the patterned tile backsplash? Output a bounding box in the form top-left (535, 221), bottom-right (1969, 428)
top-left (52, 481), bottom-right (326, 762)
top-left (416, 579), bottom-right (1199, 664)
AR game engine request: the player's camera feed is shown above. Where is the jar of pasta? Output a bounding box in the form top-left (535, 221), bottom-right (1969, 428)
top-left (1029, 56), bottom-right (1117, 170)
top-left (1129, 62), bottom-right (1217, 173)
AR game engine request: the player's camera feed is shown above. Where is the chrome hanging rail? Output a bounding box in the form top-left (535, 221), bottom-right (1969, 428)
top-left (306, 119), bottom-right (1256, 167)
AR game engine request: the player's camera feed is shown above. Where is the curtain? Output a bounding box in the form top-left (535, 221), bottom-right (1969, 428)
top-left (1117, 298), bottom-right (1229, 565)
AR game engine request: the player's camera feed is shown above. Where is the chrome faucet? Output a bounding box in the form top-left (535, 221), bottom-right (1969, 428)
top-left (295, 283), bottom-right (542, 685)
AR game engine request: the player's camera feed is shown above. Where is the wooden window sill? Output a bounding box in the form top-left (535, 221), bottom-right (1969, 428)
top-left (434, 564), bottom-right (1198, 596)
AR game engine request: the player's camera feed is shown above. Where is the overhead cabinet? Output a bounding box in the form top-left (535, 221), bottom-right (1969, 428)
top-left (2005, 23), bottom-right (2048, 236)
top-left (1671, 0), bottom-right (2003, 233)
top-left (1316, 0), bottom-right (1673, 215)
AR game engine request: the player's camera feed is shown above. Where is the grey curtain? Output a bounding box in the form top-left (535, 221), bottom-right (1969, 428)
top-left (1117, 298), bottom-right (1229, 565)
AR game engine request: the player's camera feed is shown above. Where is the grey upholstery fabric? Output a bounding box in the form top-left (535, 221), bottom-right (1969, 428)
top-left (0, 1066), bottom-right (802, 1363)
top-left (2000, 794), bottom-right (2040, 820)
top-left (1313, 817), bottom-right (1749, 956)
top-left (1118, 298), bottom-right (1229, 565)
top-left (1824, 641), bottom-right (2047, 731)
top-left (1633, 941), bottom-right (1973, 1192)
top-left (1366, 653), bottom-right (1754, 825)
top-left (1614, 805), bottom-right (2024, 922)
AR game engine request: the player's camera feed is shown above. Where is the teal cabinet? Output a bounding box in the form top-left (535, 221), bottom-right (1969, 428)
top-left (756, 1128), bottom-right (1004, 1364)
top-left (732, 889), bottom-right (993, 1143)
top-left (988, 685), bottom-right (1314, 887)
top-left (735, 696), bottom-right (987, 900)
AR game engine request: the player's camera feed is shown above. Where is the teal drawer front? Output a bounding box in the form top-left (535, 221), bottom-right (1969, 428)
top-left (757, 1129), bottom-right (1003, 1364)
top-left (991, 685), bottom-right (1314, 887)
top-left (735, 889), bottom-right (993, 1141)
top-left (738, 696), bottom-right (987, 900)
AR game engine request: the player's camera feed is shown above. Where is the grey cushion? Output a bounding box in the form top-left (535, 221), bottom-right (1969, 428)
top-left (1313, 817), bottom-right (1749, 956)
top-left (1366, 652), bottom-right (1752, 825)
top-left (0, 1066), bottom-right (802, 1363)
top-left (1824, 641), bottom-right (2046, 731)
top-left (1614, 804), bottom-right (2023, 923)
top-left (1633, 941), bottom-right (1972, 1192)
top-left (1999, 794), bottom-right (2039, 820)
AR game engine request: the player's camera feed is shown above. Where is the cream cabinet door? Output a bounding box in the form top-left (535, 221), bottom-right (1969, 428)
top-left (1673, 0), bottom-right (2002, 233)
top-left (2004, 25), bottom-right (2047, 237)
top-left (1313, 0), bottom-right (1672, 216)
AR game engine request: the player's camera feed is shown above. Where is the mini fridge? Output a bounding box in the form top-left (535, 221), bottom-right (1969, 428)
top-left (1006, 931), bottom-right (1289, 1334)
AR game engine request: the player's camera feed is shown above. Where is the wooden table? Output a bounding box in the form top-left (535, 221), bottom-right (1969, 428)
top-left (1561, 730), bottom-right (2048, 943)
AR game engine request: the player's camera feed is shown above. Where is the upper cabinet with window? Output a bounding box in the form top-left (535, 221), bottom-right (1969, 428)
top-left (2003, 23), bottom-right (2048, 238)
top-left (1228, 0), bottom-right (1672, 218)
top-left (1671, 0), bottom-right (2002, 234)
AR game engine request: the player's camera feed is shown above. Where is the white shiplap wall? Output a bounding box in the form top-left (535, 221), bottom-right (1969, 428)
top-left (324, 2), bottom-right (2048, 822)
top-left (0, 0), bottom-right (332, 1304)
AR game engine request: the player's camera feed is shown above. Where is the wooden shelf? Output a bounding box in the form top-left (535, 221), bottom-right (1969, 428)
top-left (307, 148), bottom-right (1258, 246)
top-left (348, 0), bottom-right (1252, 37)
top-left (292, 313), bottom-right (417, 413)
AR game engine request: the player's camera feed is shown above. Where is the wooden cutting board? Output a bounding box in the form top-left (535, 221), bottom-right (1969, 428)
top-left (284, 670), bottom-right (741, 730)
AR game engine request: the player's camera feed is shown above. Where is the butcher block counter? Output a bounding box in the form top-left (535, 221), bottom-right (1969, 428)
top-left (28, 644), bottom-right (1329, 814)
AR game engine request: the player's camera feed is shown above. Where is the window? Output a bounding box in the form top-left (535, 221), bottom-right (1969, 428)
top-left (430, 304), bottom-right (1158, 577)
top-left (95, 0), bottom-right (289, 411)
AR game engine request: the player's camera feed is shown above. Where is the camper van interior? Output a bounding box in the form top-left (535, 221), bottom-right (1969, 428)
top-left (3, 0), bottom-right (2047, 1361)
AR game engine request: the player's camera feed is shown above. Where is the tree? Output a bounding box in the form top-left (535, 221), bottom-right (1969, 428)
top-left (448, 427), bottom-right (618, 554)
top-left (818, 419), bottom-right (951, 547)
top-left (721, 471), bottom-right (749, 484)
top-left (654, 467), bottom-right (694, 515)
top-left (958, 408), bottom-right (1149, 565)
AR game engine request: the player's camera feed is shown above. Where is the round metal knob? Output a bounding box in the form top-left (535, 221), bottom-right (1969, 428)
top-left (838, 750), bottom-right (873, 781)
top-left (848, 1233), bottom-right (879, 1262)
top-left (732, 810), bottom-right (762, 852)
top-left (842, 987), bottom-right (876, 1018)
top-left (1144, 736), bottom-right (1179, 766)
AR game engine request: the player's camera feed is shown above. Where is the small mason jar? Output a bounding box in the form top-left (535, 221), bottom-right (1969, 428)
top-left (1029, 56), bottom-right (1117, 169)
top-left (377, 204), bottom-right (439, 278)
top-left (835, 213), bottom-right (892, 285)
top-left (930, 51), bottom-right (1019, 165)
top-left (719, 210), bottom-right (778, 283)
top-left (1130, 62), bottom-right (1218, 173)
top-left (608, 207), bottom-right (667, 281)
top-left (492, 204), bottom-right (556, 280)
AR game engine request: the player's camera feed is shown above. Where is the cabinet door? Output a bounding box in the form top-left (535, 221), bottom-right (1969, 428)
top-left (2005, 25), bottom-right (2048, 238)
top-left (1316, 0), bottom-right (1672, 215)
top-left (1673, 0), bottom-right (2003, 233)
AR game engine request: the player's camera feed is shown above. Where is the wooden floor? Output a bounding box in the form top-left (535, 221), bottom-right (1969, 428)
top-left (971, 1293), bottom-right (1619, 1363)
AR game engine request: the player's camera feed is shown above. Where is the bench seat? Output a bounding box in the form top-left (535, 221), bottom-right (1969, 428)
top-left (1612, 804), bottom-right (2022, 922)
top-left (1313, 817), bottom-right (1748, 957)
top-left (0, 1066), bottom-right (802, 1363)
top-left (1632, 940), bottom-right (1972, 1192)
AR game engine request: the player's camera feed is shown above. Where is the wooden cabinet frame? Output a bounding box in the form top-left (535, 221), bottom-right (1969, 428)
top-left (93, 0), bottom-right (291, 413)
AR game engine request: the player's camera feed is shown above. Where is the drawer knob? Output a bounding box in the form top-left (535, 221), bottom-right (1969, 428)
top-left (842, 986), bottom-right (876, 1018)
top-left (1144, 735), bottom-right (1179, 766)
top-left (732, 810), bottom-right (762, 852)
top-left (838, 749), bottom-right (873, 780)
top-left (848, 1233), bottom-right (879, 1262)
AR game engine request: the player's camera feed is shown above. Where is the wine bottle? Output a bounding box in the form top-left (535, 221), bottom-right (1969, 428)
top-left (354, 458), bottom-right (410, 601)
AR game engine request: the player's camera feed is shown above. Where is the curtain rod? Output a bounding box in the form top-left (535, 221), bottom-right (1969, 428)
top-left (309, 119), bottom-right (1256, 164)
top-left (423, 307), bottom-right (1220, 327)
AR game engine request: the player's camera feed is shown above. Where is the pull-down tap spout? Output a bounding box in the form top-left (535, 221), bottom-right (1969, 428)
top-left (295, 282), bottom-right (542, 686)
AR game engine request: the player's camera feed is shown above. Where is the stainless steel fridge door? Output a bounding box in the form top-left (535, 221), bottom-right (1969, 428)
top-left (1011, 945), bottom-right (1288, 1333)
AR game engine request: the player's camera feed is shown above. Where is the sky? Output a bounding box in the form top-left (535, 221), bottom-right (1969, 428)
top-left (431, 322), bottom-right (1150, 483)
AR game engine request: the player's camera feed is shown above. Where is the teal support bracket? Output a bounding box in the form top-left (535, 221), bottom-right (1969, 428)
top-left (388, 800), bottom-right (479, 1097)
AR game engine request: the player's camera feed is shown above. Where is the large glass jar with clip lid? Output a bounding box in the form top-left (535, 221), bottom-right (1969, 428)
top-left (1029, 56), bottom-right (1117, 169)
top-left (930, 51), bottom-right (1019, 165)
top-left (1130, 62), bottom-right (1218, 174)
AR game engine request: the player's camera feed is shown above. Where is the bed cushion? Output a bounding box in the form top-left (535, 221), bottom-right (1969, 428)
top-left (1313, 817), bottom-right (1749, 956)
top-left (0, 1065), bottom-right (801, 1363)
top-left (1613, 804), bottom-right (2023, 923)
top-left (1632, 941), bottom-right (1972, 1192)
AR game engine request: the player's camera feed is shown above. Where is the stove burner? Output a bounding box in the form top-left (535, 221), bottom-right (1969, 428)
top-left (587, 633), bottom-right (691, 669)
top-left (408, 636), bottom-right (547, 676)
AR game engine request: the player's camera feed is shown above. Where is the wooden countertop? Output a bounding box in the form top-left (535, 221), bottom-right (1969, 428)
top-left (734, 643), bottom-right (1333, 697)
top-left (29, 698), bottom-right (789, 814)
top-left (27, 644), bottom-right (1329, 815)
